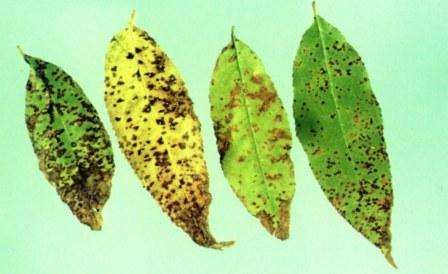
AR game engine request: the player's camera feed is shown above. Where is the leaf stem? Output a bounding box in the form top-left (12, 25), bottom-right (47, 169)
top-left (231, 26), bottom-right (236, 41)
top-left (312, 1), bottom-right (318, 16)
top-left (128, 10), bottom-right (137, 28)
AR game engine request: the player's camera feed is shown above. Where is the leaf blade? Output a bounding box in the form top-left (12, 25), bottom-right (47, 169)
top-left (292, 10), bottom-right (395, 266)
top-left (104, 13), bottom-right (232, 249)
top-left (21, 51), bottom-right (114, 230)
top-left (210, 29), bottom-right (296, 239)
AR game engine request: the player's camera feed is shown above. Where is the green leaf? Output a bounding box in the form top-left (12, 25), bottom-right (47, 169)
top-left (292, 3), bottom-right (395, 266)
top-left (104, 12), bottom-right (233, 249)
top-left (19, 47), bottom-right (114, 230)
top-left (209, 28), bottom-right (296, 240)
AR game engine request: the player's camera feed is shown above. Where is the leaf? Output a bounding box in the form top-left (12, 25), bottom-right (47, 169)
top-left (292, 3), bottom-right (395, 266)
top-left (209, 27), bottom-right (296, 240)
top-left (19, 47), bottom-right (115, 230)
top-left (104, 12), bottom-right (233, 249)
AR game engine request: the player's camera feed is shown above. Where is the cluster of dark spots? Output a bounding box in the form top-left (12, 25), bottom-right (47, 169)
top-left (155, 118), bottom-right (165, 125)
top-left (138, 31), bottom-right (156, 45)
top-left (153, 150), bottom-right (169, 167)
top-left (151, 52), bottom-right (166, 72)
top-left (166, 74), bottom-right (176, 85)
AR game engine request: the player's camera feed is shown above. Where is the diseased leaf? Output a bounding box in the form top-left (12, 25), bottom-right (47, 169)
top-left (292, 3), bottom-right (395, 266)
top-left (19, 47), bottom-right (114, 230)
top-left (104, 12), bottom-right (233, 249)
top-left (209, 28), bottom-right (295, 240)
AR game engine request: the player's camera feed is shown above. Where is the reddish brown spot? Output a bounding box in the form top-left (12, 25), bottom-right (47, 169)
top-left (270, 154), bottom-right (289, 164)
top-left (238, 155), bottom-right (246, 162)
top-left (251, 74), bottom-right (263, 84)
top-left (247, 86), bottom-right (277, 112)
top-left (268, 128), bottom-right (291, 142)
top-left (225, 85), bottom-right (241, 109)
top-left (228, 55), bottom-right (237, 63)
top-left (256, 199), bottom-right (290, 240)
top-left (312, 147), bottom-right (323, 155)
top-left (266, 173), bottom-right (282, 180)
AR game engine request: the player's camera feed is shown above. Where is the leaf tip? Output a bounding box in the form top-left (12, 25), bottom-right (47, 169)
top-left (383, 249), bottom-right (397, 269)
top-left (210, 240), bottom-right (235, 250)
top-left (17, 45), bottom-right (25, 58)
top-left (85, 211), bottom-right (103, 231)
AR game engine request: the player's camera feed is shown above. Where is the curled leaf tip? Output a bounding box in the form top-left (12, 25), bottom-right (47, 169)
top-left (85, 212), bottom-right (103, 231)
top-left (210, 240), bottom-right (235, 250)
top-left (383, 249), bottom-right (397, 269)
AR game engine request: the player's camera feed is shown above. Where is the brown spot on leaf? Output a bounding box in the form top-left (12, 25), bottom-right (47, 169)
top-left (256, 200), bottom-right (290, 240)
top-left (225, 84), bottom-right (241, 109)
top-left (251, 74), bottom-right (263, 84)
top-left (268, 128), bottom-right (291, 142)
top-left (247, 86), bottom-right (277, 112)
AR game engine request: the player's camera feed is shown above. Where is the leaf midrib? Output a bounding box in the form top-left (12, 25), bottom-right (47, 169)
top-left (231, 35), bottom-right (277, 215)
top-left (32, 61), bottom-right (82, 168)
top-left (313, 16), bottom-right (358, 177)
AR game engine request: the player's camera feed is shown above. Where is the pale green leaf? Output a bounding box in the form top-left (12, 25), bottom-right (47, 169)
top-left (210, 28), bottom-right (296, 240)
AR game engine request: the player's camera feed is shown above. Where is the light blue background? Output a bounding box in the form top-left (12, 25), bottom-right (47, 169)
top-left (1, 1), bottom-right (447, 273)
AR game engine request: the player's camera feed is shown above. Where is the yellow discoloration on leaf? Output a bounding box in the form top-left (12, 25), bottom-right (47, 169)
top-left (104, 12), bottom-right (232, 249)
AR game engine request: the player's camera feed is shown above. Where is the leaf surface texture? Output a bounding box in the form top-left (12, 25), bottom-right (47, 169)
top-left (21, 50), bottom-right (114, 230)
top-left (210, 29), bottom-right (295, 239)
top-left (292, 7), bottom-right (395, 265)
top-left (104, 13), bottom-right (232, 248)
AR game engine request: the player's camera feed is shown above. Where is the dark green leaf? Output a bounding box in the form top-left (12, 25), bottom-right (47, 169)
top-left (292, 4), bottom-right (395, 266)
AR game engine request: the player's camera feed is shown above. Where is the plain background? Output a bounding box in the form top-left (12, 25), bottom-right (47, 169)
top-left (1, 0), bottom-right (447, 273)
